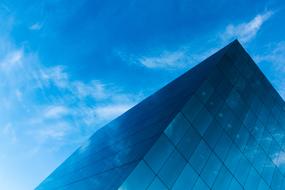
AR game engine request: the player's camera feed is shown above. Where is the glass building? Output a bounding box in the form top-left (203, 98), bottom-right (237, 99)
top-left (36, 40), bottom-right (285, 190)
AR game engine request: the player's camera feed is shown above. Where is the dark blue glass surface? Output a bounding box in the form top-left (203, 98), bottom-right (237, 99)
top-left (37, 40), bottom-right (285, 190)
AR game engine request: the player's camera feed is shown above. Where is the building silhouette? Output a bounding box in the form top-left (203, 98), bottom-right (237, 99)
top-left (36, 40), bottom-right (285, 190)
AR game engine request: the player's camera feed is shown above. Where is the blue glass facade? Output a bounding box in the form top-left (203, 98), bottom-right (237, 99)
top-left (36, 40), bottom-right (285, 190)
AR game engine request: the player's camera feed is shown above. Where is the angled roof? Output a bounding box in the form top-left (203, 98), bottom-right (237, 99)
top-left (36, 40), bottom-right (284, 190)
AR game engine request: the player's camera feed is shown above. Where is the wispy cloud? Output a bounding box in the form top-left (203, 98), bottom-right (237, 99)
top-left (255, 42), bottom-right (285, 72)
top-left (0, 49), bottom-right (23, 72)
top-left (2, 123), bottom-right (17, 144)
top-left (44, 105), bottom-right (70, 119)
top-left (273, 151), bottom-right (285, 167)
top-left (254, 42), bottom-right (285, 99)
top-left (222, 11), bottom-right (273, 43)
top-left (119, 11), bottom-right (274, 71)
top-left (72, 80), bottom-right (107, 100)
top-left (29, 23), bottom-right (42, 30)
top-left (94, 103), bottom-right (134, 120)
top-left (118, 46), bottom-right (218, 70)
top-left (0, 19), bottom-right (142, 158)
top-left (138, 50), bottom-right (195, 69)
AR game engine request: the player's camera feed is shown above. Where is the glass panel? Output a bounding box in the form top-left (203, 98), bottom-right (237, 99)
top-left (252, 119), bottom-right (265, 143)
top-left (192, 106), bottom-right (213, 136)
top-left (177, 124), bottom-right (201, 160)
top-left (182, 95), bottom-right (203, 123)
top-left (244, 167), bottom-right (260, 190)
top-left (214, 75), bottom-right (233, 100)
top-left (172, 164), bottom-right (198, 190)
top-left (200, 152), bottom-right (222, 187)
top-left (212, 165), bottom-right (233, 190)
top-left (146, 177), bottom-right (167, 190)
top-left (228, 178), bottom-right (243, 190)
top-left (196, 79), bottom-right (215, 104)
top-left (234, 154), bottom-right (251, 185)
top-left (158, 149), bottom-right (187, 188)
top-left (119, 161), bottom-right (155, 190)
top-left (234, 125), bottom-right (250, 152)
top-left (189, 140), bottom-right (211, 174)
top-left (261, 156), bottom-right (275, 186)
top-left (244, 134), bottom-right (258, 163)
top-left (192, 178), bottom-right (209, 190)
top-left (257, 179), bottom-right (270, 190)
top-left (214, 131), bottom-right (232, 161)
top-left (270, 168), bottom-right (284, 190)
top-left (203, 120), bottom-right (223, 149)
top-left (252, 146), bottom-right (266, 174)
top-left (243, 110), bottom-right (257, 132)
top-left (224, 144), bottom-right (242, 173)
top-left (205, 92), bottom-right (224, 115)
top-left (144, 134), bottom-right (174, 173)
top-left (164, 113), bottom-right (190, 145)
top-left (226, 89), bottom-right (248, 120)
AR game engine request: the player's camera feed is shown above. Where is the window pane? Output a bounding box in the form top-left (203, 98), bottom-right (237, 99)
top-left (164, 113), bottom-right (190, 145)
top-left (172, 164), bottom-right (198, 190)
top-left (144, 134), bottom-right (174, 173)
top-left (177, 125), bottom-right (201, 160)
top-left (261, 156), bottom-right (275, 185)
top-left (214, 131), bottom-right (232, 161)
top-left (234, 155), bottom-right (251, 185)
top-left (203, 120), bottom-right (223, 149)
top-left (228, 178), bottom-right (243, 190)
top-left (244, 167), bottom-right (260, 190)
top-left (192, 178), bottom-right (209, 190)
top-left (224, 144), bottom-right (242, 173)
top-left (212, 165), bottom-right (233, 190)
top-left (158, 149), bottom-right (187, 188)
top-left (196, 79), bottom-right (214, 104)
top-left (192, 106), bottom-right (213, 136)
top-left (189, 140), bottom-right (211, 174)
top-left (200, 152), bottom-right (222, 187)
top-left (119, 161), bottom-right (154, 190)
top-left (182, 95), bottom-right (203, 123)
top-left (147, 177), bottom-right (167, 190)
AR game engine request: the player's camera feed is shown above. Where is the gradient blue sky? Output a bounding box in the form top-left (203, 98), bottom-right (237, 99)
top-left (0, 0), bottom-right (285, 189)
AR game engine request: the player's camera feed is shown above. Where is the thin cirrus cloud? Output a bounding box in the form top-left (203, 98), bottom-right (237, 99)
top-left (255, 42), bottom-right (285, 99)
top-left (120, 11), bottom-right (273, 70)
top-left (29, 23), bottom-right (43, 30)
top-left (255, 42), bottom-right (285, 72)
top-left (0, 25), bottom-right (140, 151)
top-left (44, 105), bottom-right (70, 120)
top-left (118, 46), bottom-right (219, 70)
top-left (138, 50), bottom-right (195, 69)
top-left (222, 11), bottom-right (273, 43)
top-left (95, 104), bottom-right (135, 121)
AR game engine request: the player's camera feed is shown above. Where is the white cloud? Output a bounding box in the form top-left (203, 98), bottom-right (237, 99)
top-left (273, 151), bottom-right (285, 167)
top-left (118, 11), bottom-right (273, 71)
top-left (2, 123), bottom-right (17, 144)
top-left (72, 80), bottom-right (107, 100)
top-left (38, 65), bottom-right (69, 89)
top-left (138, 50), bottom-right (195, 69)
top-left (0, 49), bottom-right (23, 72)
top-left (0, 28), bottom-right (142, 156)
top-left (118, 46), bottom-right (218, 70)
top-left (44, 105), bottom-right (70, 119)
top-left (222, 11), bottom-right (273, 43)
top-left (29, 23), bottom-right (42, 30)
top-left (95, 103), bottom-right (134, 121)
top-left (254, 42), bottom-right (285, 99)
top-left (255, 42), bottom-right (285, 72)
top-left (35, 122), bottom-right (70, 142)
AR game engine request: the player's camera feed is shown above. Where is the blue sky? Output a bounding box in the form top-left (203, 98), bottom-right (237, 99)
top-left (0, 0), bottom-right (284, 189)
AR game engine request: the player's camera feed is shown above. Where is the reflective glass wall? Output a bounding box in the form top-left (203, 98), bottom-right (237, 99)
top-left (119, 42), bottom-right (285, 190)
